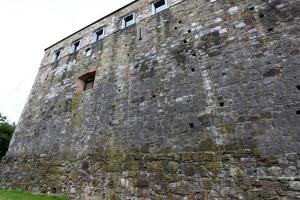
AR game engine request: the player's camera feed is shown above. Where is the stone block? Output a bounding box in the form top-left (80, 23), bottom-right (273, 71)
top-left (289, 181), bottom-right (300, 191)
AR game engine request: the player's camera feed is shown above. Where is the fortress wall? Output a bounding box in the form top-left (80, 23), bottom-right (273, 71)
top-left (1, 0), bottom-right (300, 199)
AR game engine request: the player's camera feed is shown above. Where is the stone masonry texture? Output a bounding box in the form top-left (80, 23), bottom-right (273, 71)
top-left (1, 0), bottom-right (300, 199)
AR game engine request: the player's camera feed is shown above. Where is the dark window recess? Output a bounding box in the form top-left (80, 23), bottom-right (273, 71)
top-left (191, 68), bottom-right (195, 72)
top-left (219, 102), bottom-right (224, 107)
top-left (153, 0), bottom-right (167, 14)
top-left (152, 94), bottom-right (156, 98)
top-left (72, 40), bottom-right (80, 52)
top-left (53, 50), bottom-right (61, 62)
top-left (189, 123), bottom-right (194, 128)
top-left (79, 71), bottom-right (96, 91)
top-left (188, 29), bottom-right (191, 33)
top-left (296, 110), bottom-right (300, 115)
top-left (85, 48), bottom-right (92, 54)
top-left (296, 85), bottom-right (300, 90)
top-left (84, 78), bottom-right (95, 90)
top-left (123, 14), bottom-right (134, 27)
top-left (96, 29), bottom-right (104, 41)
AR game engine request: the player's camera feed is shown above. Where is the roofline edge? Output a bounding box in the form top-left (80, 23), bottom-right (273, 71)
top-left (44, 0), bottom-right (139, 51)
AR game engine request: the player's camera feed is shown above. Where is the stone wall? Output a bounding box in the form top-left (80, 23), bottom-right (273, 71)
top-left (1, 0), bottom-right (300, 199)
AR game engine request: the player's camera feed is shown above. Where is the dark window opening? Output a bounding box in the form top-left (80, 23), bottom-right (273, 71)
top-left (53, 50), bottom-right (61, 62)
top-left (191, 68), bottom-right (195, 72)
top-left (95, 29), bottom-right (104, 41)
top-left (268, 27), bottom-right (274, 32)
top-left (84, 78), bottom-right (94, 90)
top-left (123, 14), bottom-right (135, 28)
top-left (153, 0), bottom-right (167, 14)
top-left (189, 123), bottom-right (194, 128)
top-left (152, 94), bottom-right (156, 98)
top-left (188, 29), bottom-right (191, 33)
top-left (297, 110), bottom-right (300, 115)
top-left (297, 85), bottom-right (300, 90)
top-left (219, 102), bottom-right (224, 107)
top-left (72, 40), bottom-right (81, 52)
top-left (179, 20), bottom-right (182, 24)
top-left (78, 71), bottom-right (96, 91)
top-left (183, 39), bottom-right (187, 43)
top-left (174, 26), bottom-right (178, 30)
top-left (85, 47), bottom-right (92, 56)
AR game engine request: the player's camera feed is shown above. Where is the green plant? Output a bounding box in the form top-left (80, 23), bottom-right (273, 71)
top-left (0, 189), bottom-right (69, 200)
top-left (0, 113), bottom-right (16, 158)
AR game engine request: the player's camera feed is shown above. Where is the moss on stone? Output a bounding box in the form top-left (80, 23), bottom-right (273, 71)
top-left (70, 93), bottom-right (82, 132)
top-left (125, 159), bottom-right (139, 171)
top-left (106, 134), bottom-right (126, 172)
top-left (69, 170), bottom-right (79, 180)
top-left (166, 161), bottom-right (180, 173)
top-left (70, 93), bottom-right (81, 111)
top-left (46, 166), bottom-right (64, 181)
top-left (198, 138), bottom-right (219, 152)
top-left (221, 124), bottom-right (235, 134)
top-left (183, 165), bottom-right (195, 176)
top-left (205, 161), bottom-right (222, 169)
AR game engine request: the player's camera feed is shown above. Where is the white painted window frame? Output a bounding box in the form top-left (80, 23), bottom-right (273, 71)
top-left (122, 13), bottom-right (136, 29)
top-left (152, 0), bottom-right (168, 15)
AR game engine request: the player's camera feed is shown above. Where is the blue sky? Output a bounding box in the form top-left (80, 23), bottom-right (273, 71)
top-left (0, 0), bottom-right (133, 123)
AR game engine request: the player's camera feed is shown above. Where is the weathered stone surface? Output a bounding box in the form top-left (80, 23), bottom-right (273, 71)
top-left (166, 161), bottom-right (180, 174)
top-left (268, 166), bottom-right (282, 177)
top-left (289, 181), bottom-right (300, 191)
top-left (0, 0), bottom-right (299, 199)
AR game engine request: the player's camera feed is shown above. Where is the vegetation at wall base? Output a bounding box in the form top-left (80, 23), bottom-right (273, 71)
top-left (0, 189), bottom-right (69, 200)
top-left (0, 113), bottom-right (16, 159)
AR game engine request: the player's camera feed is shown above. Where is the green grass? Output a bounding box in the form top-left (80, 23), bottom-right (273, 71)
top-left (0, 189), bottom-right (69, 200)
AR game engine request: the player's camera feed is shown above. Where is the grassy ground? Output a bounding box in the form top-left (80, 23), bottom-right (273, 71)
top-left (0, 189), bottom-right (68, 200)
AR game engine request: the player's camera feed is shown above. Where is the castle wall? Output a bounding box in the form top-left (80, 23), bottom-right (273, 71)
top-left (1, 0), bottom-right (300, 199)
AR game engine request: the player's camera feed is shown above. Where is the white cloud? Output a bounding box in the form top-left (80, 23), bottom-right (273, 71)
top-left (0, 0), bottom-right (133, 122)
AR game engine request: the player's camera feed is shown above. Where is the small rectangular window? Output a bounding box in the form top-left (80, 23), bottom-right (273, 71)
top-left (122, 13), bottom-right (135, 28)
top-left (71, 40), bottom-right (81, 53)
top-left (53, 49), bottom-right (61, 62)
top-left (78, 72), bottom-right (96, 91)
top-left (95, 29), bottom-right (104, 41)
top-left (152, 0), bottom-right (168, 14)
